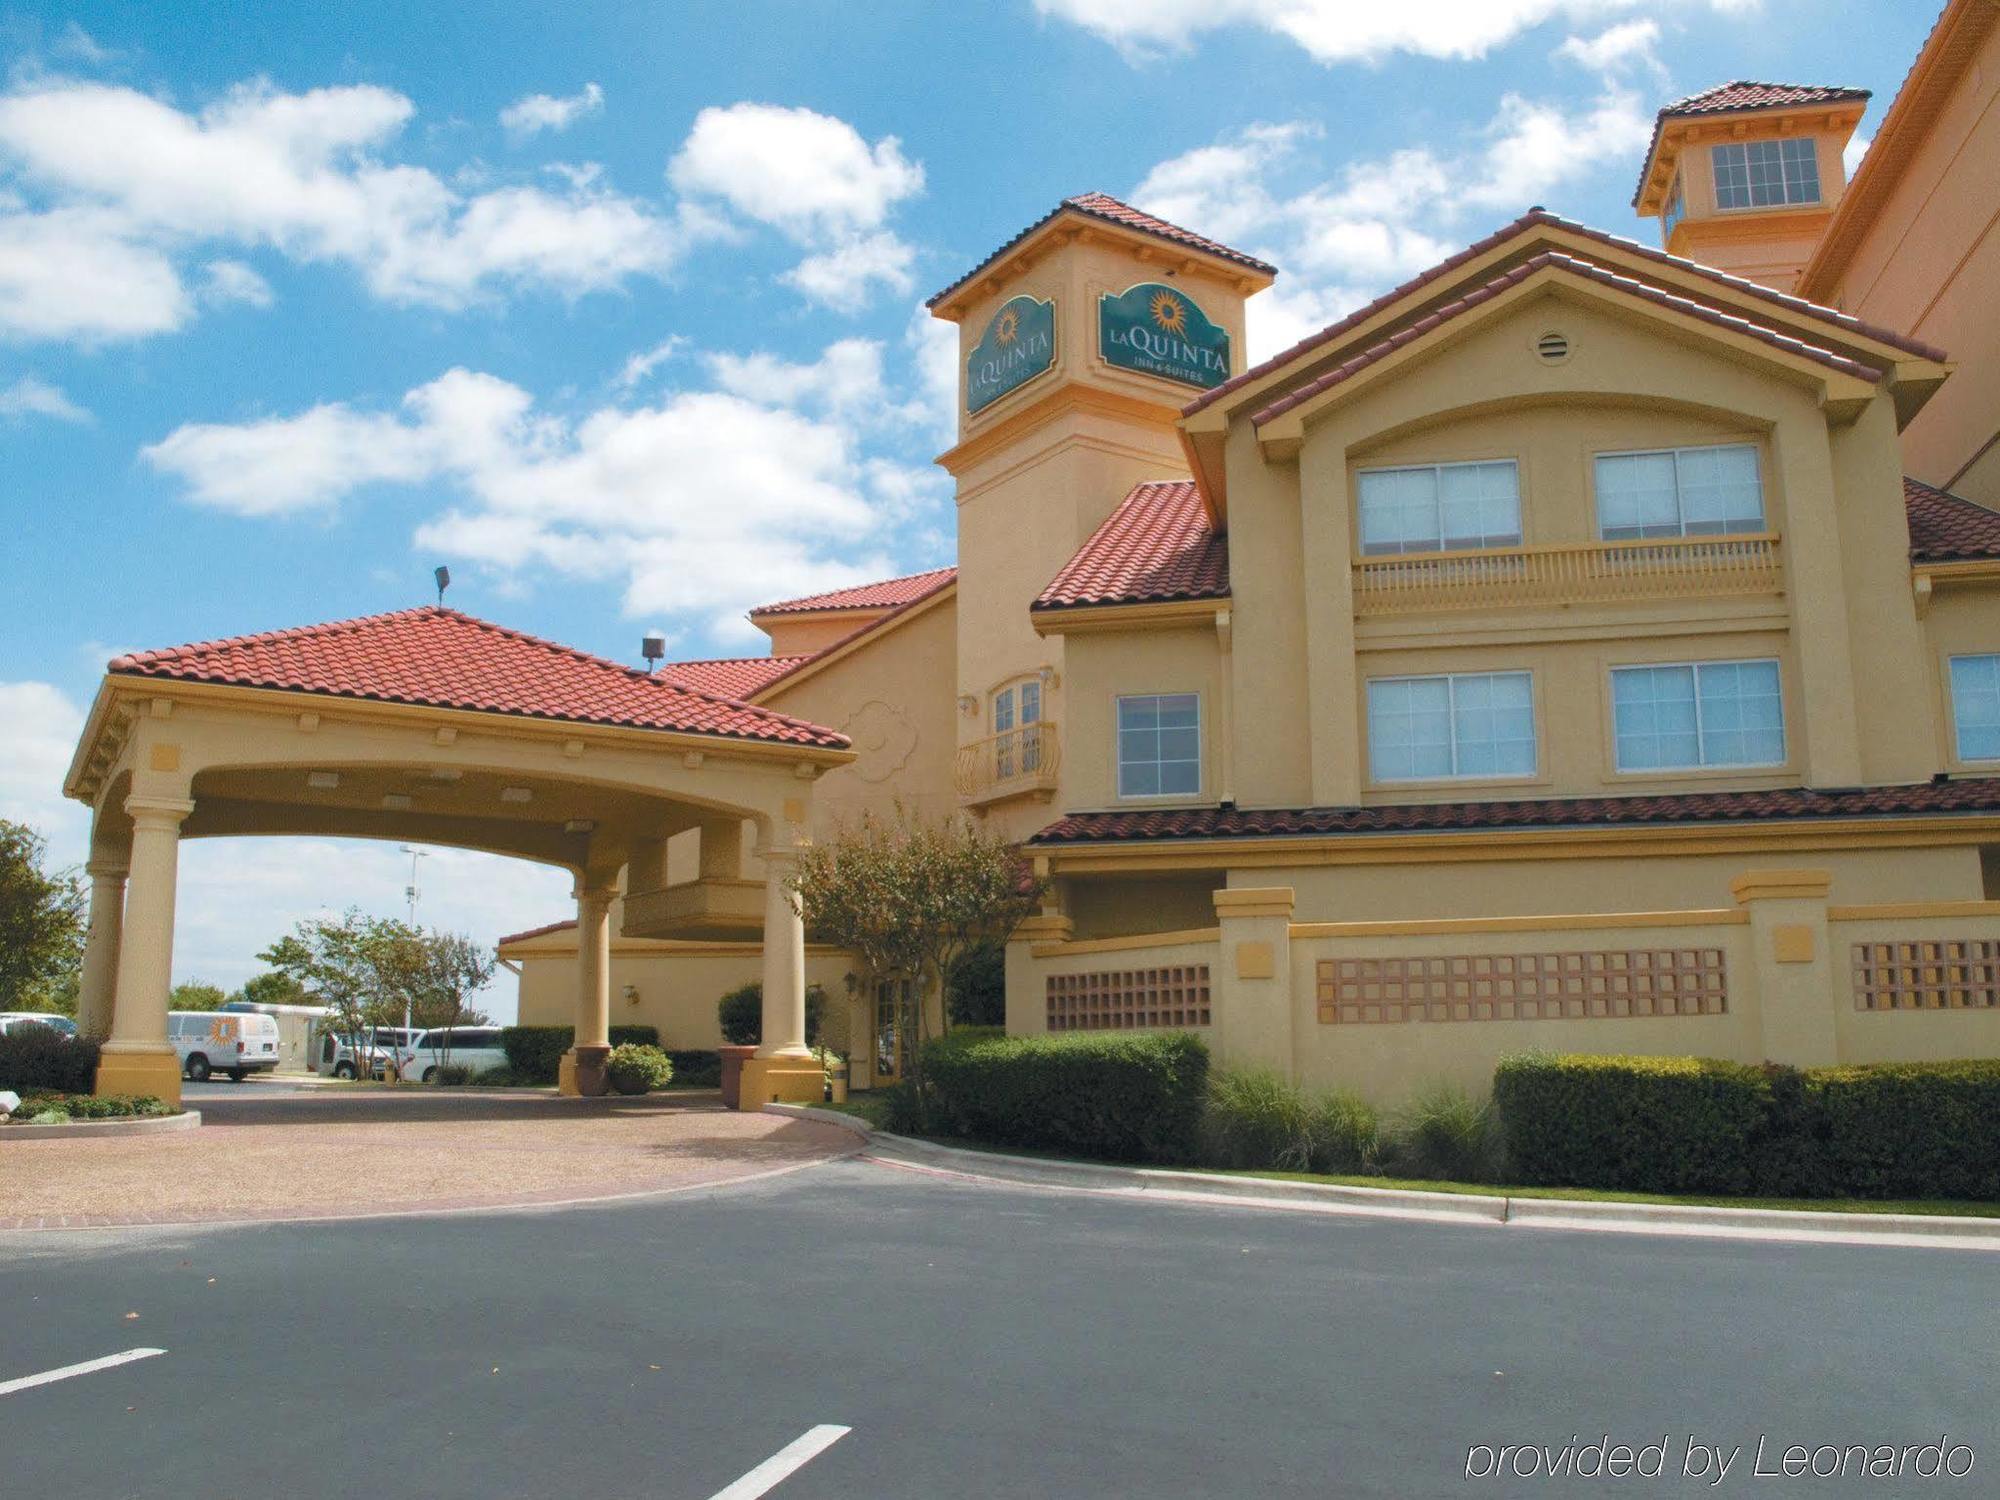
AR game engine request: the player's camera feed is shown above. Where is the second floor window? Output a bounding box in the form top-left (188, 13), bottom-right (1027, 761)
top-left (1948, 654), bottom-right (2000, 762)
top-left (1117, 693), bottom-right (1200, 798)
top-left (1595, 443), bottom-right (1764, 540)
top-left (992, 677), bottom-right (1042, 778)
top-left (1712, 138), bottom-right (1820, 210)
top-left (1612, 659), bottom-right (1785, 771)
top-left (1367, 671), bottom-right (1536, 782)
top-left (1357, 460), bottom-right (1521, 555)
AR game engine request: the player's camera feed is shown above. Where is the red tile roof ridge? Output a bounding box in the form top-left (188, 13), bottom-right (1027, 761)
top-left (1247, 249), bottom-right (1880, 428)
top-left (1033, 478), bottom-right (1229, 612)
top-left (1184, 209), bottom-right (1944, 421)
top-left (108, 605), bottom-right (850, 748)
top-left (750, 565), bottom-right (957, 617)
top-left (753, 565), bottom-right (959, 696)
top-left (926, 191), bottom-right (1276, 311)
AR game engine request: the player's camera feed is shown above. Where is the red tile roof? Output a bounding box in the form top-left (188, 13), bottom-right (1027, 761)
top-left (1034, 480), bottom-right (1229, 613)
top-left (1249, 250), bottom-right (1880, 429)
top-left (1183, 209), bottom-right (1944, 421)
top-left (1031, 778), bottom-right (2000, 847)
top-left (661, 655), bottom-right (814, 698)
top-left (108, 607), bottom-right (850, 748)
top-left (1906, 476), bottom-right (2000, 562)
top-left (926, 192), bottom-right (1276, 311)
top-left (1635, 82), bottom-right (1871, 205)
top-left (495, 919), bottom-right (578, 947)
top-left (750, 566), bottom-right (956, 617)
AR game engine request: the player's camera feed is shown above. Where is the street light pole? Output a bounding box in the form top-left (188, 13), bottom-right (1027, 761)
top-left (397, 846), bottom-right (430, 1078)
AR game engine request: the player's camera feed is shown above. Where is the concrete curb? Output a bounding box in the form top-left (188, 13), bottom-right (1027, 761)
top-left (761, 1104), bottom-right (2000, 1251)
top-left (0, 1109), bottom-right (201, 1141)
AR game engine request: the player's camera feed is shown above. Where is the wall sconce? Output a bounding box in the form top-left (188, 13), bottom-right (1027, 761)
top-left (1037, 665), bottom-right (1061, 690)
top-left (622, 983), bottom-right (640, 1007)
top-left (957, 694), bottom-right (979, 716)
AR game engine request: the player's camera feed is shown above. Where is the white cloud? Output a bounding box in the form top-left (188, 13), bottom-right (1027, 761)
top-left (668, 102), bottom-right (924, 308)
top-left (0, 77), bottom-right (700, 341)
top-left (0, 374), bottom-right (90, 422)
top-left (200, 258), bottom-right (273, 308)
top-left (615, 334), bottom-right (689, 390)
top-left (146, 353), bottom-right (945, 640)
top-left (1036, 0), bottom-right (1755, 64)
top-left (1554, 20), bottom-right (1663, 76)
top-left (781, 230), bottom-right (916, 306)
top-left (0, 682), bottom-right (87, 845)
top-left (499, 82), bottom-right (604, 140)
top-left (1844, 133), bottom-right (1871, 176)
top-left (904, 303), bottom-right (960, 443)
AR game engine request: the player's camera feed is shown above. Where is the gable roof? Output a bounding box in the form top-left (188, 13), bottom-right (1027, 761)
top-left (1034, 480), bottom-right (1229, 613)
top-left (1183, 207), bottom-right (1946, 424)
top-left (1634, 81), bottom-right (1871, 207)
top-left (925, 191), bottom-right (1276, 312)
top-left (750, 566), bottom-right (956, 618)
top-left (1248, 249), bottom-right (1881, 431)
top-left (108, 606), bottom-right (849, 748)
top-left (1905, 475), bottom-right (2000, 561)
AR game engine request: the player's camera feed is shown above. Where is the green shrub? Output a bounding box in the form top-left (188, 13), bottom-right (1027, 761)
top-left (469, 1065), bottom-right (522, 1087)
top-left (879, 1080), bottom-right (926, 1134)
top-left (0, 1027), bottom-right (100, 1093)
top-left (665, 1050), bottom-right (721, 1088)
top-left (497, 1025), bottom-right (660, 1084)
top-left (1202, 1067), bottom-right (1317, 1172)
top-left (717, 984), bottom-right (826, 1047)
top-left (4, 1092), bottom-right (170, 1122)
top-left (1496, 1053), bottom-right (1775, 1194)
top-left (1382, 1080), bottom-right (1499, 1182)
top-left (433, 1064), bottom-right (474, 1086)
top-left (1305, 1089), bottom-right (1380, 1174)
top-left (946, 941), bottom-right (1007, 1027)
top-left (923, 1029), bottom-right (1209, 1163)
top-left (1809, 1061), bottom-right (2000, 1200)
top-left (606, 1043), bottom-right (675, 1095)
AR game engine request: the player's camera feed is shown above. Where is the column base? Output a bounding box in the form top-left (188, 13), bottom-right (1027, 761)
top-left (558, 1044), bottom-right (612, 1098)
top-left (736, 1056), bottom-right (825, 1110)
top-left (95, 1048), bottom-right (183, 1108)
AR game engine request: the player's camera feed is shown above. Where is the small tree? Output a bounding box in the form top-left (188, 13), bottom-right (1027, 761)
top-left (790, 812), bottom-right (1043, 1112)
top-left (170, 980), bottom-right (228, 1010)
top-left (261, 913), bottom-right (397, 1073)
top-left (0, 821), bottom-right (84, 1012)
top-left (233, 971), bottom-right (305, 1008)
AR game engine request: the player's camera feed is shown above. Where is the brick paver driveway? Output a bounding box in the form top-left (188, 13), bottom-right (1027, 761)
top-left (0, 1088), bottom-right (858, 1229)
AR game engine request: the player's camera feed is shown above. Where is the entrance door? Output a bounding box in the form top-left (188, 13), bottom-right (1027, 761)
top-left (874, 977), bottom-right (914, 1085)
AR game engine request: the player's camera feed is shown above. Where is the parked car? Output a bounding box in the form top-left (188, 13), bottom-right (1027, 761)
top-left (313, 1027), bottom-right (410, 1080)
top-left (168, 1010), bottom-right (281, 1082)
top-left (0, 1012), bottom-right (78, 1037)
top-left (398, 1025), bottom-right (507, 1082)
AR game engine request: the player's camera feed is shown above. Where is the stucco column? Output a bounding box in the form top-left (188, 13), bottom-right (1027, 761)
top-left (97, 796), bottom-right (193, 1104)
top-left (558, 882), bottom-right (615, 1097)
top-left (1213, 887), bottom-right (1298, 1077)
top-left (1005, 912), bottom-right (1073, 1037)
top-left (1732, 869), bottom-right (1839, 1068)
top-left (75, 855), bottom-right (129, 1041)
top-left (755, 846), bottom-right (810, 1059)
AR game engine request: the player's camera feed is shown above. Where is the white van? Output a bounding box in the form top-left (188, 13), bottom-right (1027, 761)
top-left (399, 1026), bottom-right (508, 1082)
top-left (169, 1010), bottom-right (281, 1082)
top-left (313, 1027), bottom-right (408, 1080)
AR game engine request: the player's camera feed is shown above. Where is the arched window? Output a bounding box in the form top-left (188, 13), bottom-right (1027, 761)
top-left (991, 676), bottom-right (1043, 778)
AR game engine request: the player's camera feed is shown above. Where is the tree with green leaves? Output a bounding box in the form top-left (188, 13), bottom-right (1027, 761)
top-left (232, 971), bottom-right (306, 1008)
top-left (169, 980), bottom-right (228, 1011)
top-left (0, 820), bottom-right (85, 1013)
top-left (790, 811), bottom-right (1043, 1111)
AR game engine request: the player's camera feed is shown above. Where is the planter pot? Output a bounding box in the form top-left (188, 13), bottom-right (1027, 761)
top-left (571, 1043), bottom-right (613, 1098)
top-left (718, 1045), bottom-right (758, 1110)
top-left (610, 1073), bottom-right (649, 1096)
top-left (827, 1062), bottom-right (848, 1104)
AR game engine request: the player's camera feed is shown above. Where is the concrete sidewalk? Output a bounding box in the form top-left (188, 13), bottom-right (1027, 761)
top-left (767, 1103), bottom-right (2000, 1253)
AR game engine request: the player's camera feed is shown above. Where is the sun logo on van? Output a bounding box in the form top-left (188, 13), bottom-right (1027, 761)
top-left (994, 307), bottom-right (1021, 346)
top-left (1149, 290), bottom-right (1188, 335)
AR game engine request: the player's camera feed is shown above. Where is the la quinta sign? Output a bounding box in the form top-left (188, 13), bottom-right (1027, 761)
top-left (966, 294), bottom-right (1056, 414)
top-left (1099, 282), bottom-right (1229, 390)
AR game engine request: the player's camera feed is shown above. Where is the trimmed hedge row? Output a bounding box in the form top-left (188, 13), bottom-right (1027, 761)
top-left (498, 1025), bottom-right (660, 1085)
top-left (0, 1027), bottom-right (99, 1093)
top-left (1494, 1053), bottom-right (2000, 1200)
top-left (923, 1028), bottom-right (1209, 1164)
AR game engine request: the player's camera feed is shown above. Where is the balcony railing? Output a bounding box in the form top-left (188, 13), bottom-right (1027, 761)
top-left (1352, 533), bottom-right (1782, 616)
top-left (954, 721), bottom-right (1061, 803)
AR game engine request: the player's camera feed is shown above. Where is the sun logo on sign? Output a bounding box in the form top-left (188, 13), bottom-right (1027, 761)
top-left (1149, 290), bottom-right (1188, 335)
top-left (994, 307), bottom-right (1021, 346)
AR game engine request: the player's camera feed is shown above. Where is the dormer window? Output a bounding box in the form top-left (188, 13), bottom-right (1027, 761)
top-left (1357, 460), bottom-right (1521, 555)
top-left (1712, 139), bottom-right (1820, 210)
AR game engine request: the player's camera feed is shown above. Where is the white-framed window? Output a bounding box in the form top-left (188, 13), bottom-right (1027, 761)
top-left (992, 677), bottom-right (1043, 779)
top-left (1712, 138), bottom-right (1820, 210)
top-left (1595, 444), bottom-right (1764, 540)
top-left (1357, 460), bottom-right (1522, 556)
top-left (1611, 659), bottom-right (1785, 771)
top-left (1662, 174), bottom-right (1686, 241)
top-left (1117, 693), bottom-right (1200, 798)
top-left (1948, 654), bottom-right (2000, 761)
top-left (1367, 671), bottom-right (1536, 782)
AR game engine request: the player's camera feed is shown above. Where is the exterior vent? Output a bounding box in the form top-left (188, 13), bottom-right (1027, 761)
top-left (1536, 331), bottom-right (1571, 363)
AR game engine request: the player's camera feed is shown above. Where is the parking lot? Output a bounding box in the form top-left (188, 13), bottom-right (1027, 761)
top-left (4, 1146), bottom-right (2000, 1498)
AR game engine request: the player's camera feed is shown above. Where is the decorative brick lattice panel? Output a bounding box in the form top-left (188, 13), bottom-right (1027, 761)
top-left (1047, 966), bottom-right (1211, 1031)
top-left (1316, 949), bottom-right (1727, 1024)
top-left (1850, 940), bottom-right (2000, 1011)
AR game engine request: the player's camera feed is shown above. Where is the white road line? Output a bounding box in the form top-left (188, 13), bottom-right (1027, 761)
top-left (0, 1347), bottom-right (167, 1397)
top-left (707, 1424), bottom-right (852, 1500)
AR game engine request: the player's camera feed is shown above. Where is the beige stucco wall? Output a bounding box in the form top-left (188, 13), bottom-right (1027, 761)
top-left (1657, 113), bottom-right (1853, 292)
top-left (1059, 622), bottom-right (1225, 812)
top-left (1920, 585), bottom-right (2000, 774)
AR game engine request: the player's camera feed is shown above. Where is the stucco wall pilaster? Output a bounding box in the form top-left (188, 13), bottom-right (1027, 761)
top-left (1772, 418), bottom-right (1865, 786)
top-left (1297, 427), bottom-right (1361, 805)
top-left (1732, 868), bottom-right (1839, 1067)
top-left (1213, 886), bottom-right (1298, 1076)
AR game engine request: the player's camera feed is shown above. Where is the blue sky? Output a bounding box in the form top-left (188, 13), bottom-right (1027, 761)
top-left (0, 0), bottom-right (1940, 1008)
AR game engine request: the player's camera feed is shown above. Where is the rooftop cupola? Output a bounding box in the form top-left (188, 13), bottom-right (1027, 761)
top-left (1632, 81), bottom-right (1870, 294)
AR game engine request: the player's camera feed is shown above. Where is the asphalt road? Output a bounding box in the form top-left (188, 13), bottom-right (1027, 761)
top-left (2, 1158), bottom-right (1996, 1498)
